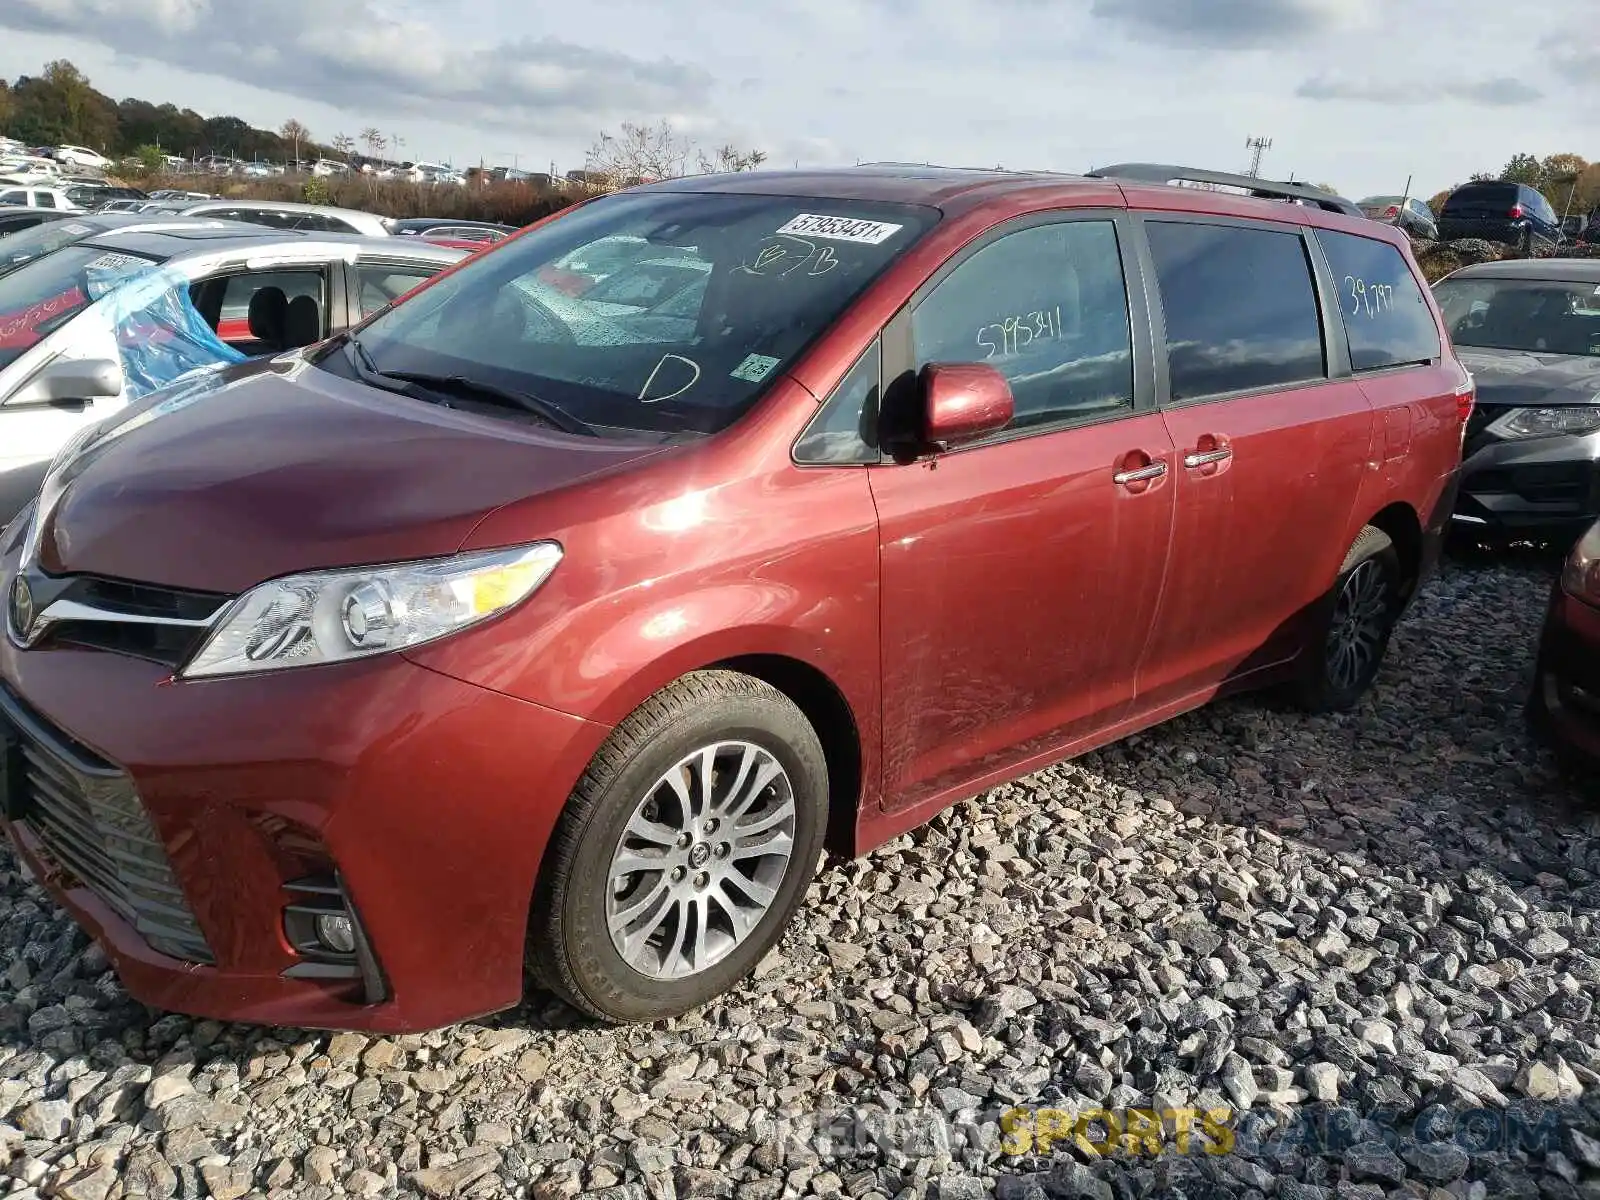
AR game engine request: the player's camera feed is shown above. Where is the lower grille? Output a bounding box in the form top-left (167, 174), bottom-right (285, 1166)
top-left (0, 685), bottom-right (212, 963)
top-left (1466, 461), bottom-right (1593, 506)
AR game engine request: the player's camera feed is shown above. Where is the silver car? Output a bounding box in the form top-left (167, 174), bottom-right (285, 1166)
top-left (0, 224), bottom-right (464, 522)
top-left (139, 199), bottom-right (395, 238)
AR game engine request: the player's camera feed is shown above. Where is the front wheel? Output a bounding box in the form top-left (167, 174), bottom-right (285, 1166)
top-left (1291, 526), bottom-right (1403, 713)
top-left (528, 671), bottom-right (828, 1023)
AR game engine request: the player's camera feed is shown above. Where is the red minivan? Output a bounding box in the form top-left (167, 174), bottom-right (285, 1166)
top-left (0, 165), bottom-right (1468, 1030)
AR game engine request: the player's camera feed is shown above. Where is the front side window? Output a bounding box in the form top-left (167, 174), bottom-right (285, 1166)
top-left (794, 339), bottom-right (880, 464)
top-left (910, 220), bottom-right (1135, 430)
top-left (332, 191), bottom-right (936, 437)
top-left (1146, 221), bottom-right (1325, 401)
top-left (356, 264), bottom-right (438, 316)
top-left (1314, 230), bottom-right (1439, 371)
top-left (1433, 276), bottom-right (1600, 357)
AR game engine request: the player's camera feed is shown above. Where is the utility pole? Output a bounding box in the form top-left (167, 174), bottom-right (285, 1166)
top-left (1245, 136), bottom-right (1273, 178)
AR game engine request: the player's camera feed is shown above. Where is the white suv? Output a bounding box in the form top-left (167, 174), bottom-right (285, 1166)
top-left (53, 146), bottom-right (112, 171)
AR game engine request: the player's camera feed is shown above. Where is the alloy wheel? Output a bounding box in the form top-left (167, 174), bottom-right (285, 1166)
top-left (1326, 558), bottom-right (1391, 692)
top-left (606, 741), bottom-right (797, 980)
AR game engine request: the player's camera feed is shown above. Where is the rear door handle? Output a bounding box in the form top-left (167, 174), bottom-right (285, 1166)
top-left (1113, 462), bottom-right (1168, 485)
top-left (1183, 447), bottom-right (1233, 469)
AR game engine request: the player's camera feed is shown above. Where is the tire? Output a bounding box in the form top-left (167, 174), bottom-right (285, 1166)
top-left (1291, 526), bottom-right (1403, 714)
top-left (528, 670), bottom-right (828, 1023)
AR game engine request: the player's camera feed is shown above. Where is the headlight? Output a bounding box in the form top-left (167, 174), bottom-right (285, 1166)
top-left (181, 542), bottom-right (563, 679)
top-left (1485, 407), bottom-right (1600, 440)
top-left (1562, 522), bottom-right (1600, 605)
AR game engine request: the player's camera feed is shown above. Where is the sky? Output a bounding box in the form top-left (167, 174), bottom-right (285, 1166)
top-left (0, 0), bottom-right (1593, 201)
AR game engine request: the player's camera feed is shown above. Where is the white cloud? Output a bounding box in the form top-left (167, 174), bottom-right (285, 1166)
top-left (0, 0), bottom-right (1592, 199)
top-left (0, 0), bottom-right (713, 134)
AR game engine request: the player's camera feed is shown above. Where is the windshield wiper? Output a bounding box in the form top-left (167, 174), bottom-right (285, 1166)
top-left (377, 370), bottom-right (600, 437)
top-left (340, 335), bottom-right (599, 437)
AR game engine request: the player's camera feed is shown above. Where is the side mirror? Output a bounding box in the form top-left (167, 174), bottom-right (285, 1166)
top-left (921, 362), bottom-right (1014, 449)
top-left (4, 357), bottom-right (123, 410)
top-left (1563, 215), bottom-right (1585, 238)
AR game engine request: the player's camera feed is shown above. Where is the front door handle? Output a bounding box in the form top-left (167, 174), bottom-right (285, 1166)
top-left (1113, 461), bottom-right (1168, 486)
top-left (1183, 447), bottom-right (1233, 469)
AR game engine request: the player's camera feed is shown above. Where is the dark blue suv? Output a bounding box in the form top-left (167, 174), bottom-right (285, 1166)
top-left (1439, 181), bottom-right (1562, 252)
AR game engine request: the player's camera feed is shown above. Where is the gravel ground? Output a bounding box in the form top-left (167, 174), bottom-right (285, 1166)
top-left (0, 553), bottom-right (1595, 1200)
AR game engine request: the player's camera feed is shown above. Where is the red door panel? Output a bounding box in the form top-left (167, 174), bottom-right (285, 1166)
top-left (869, 415), bottom-right (1175, 812)
top-left (1136, 381), bottom-right (1376, 708)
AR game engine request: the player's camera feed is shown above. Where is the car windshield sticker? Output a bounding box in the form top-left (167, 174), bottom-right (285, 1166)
top-left (731, 353), bottom-right (781, 383)
top-left (84, 255), bottom-right (154, 300)
top-left (775, 214), bottom-right (904, 245)
top-left (84, 252), bottom-right (150, 272)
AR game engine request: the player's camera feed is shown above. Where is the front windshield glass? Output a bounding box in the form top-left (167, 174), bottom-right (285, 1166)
top-left (335, 190), bottom-right (938, 436)
top-left (0, 218), bottom-right (106, 275)
top-left (0, 243), bottom-right (161, 371)
top-left (1434, 276), bottom-right (1600, 357)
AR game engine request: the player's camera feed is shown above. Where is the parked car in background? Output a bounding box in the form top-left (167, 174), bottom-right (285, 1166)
top-left (392, 218), bottom-right (517, 243)
top-left (0, 225), bottom-right (464, 524)
top-left (0, 163), bottom-right (1466, 1031)
top-left (146, 190), bottom-right (216, 202)
top-left (51, 146), bottom-right (112, 171)
top-left (1357, 195), bottom-right (1439, 240)
top-left (311, 160), bottom-right (350, 177)
top-left (0, 158), bottom-right (61, 185)
top-left (1529, 517), bottom-right (1600, 772)
top-left (0, 187), bottom-right (82, 213)
top-left (141, 199), bottom-right (395, 237)
top-left (0, 214), bottom-right (243, 276)
top-left (1434, 259), bottom-right (1600, 543)
top-left (1438, 181), bottom-right (1562, 253)
top-left (67, 186), bottom-right (147, 211)
top-left (0, 210), bottom-right (66, 239)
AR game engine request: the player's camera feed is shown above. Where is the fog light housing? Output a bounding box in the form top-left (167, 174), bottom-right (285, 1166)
top-left (314, 913), bottom-right (356, 954)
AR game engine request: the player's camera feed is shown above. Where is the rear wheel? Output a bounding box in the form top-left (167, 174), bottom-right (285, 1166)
top-left (528, 671), bottom-right (828, 1023)
top-left (1292, 526), bottom-right (1403, 713)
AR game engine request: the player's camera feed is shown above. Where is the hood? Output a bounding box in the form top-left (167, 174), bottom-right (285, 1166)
top-left (36, 356), bottom-right (669, 593)
top-left (1457, 347), bottom-right (1600, 408)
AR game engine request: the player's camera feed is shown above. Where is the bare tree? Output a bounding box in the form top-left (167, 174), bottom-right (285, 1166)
top-left (280, 118), bottom-right (310, 171)
top-left (360, 127), bottom-right (386, 163)
top-left (585, 121), bottom-right (768, 191)
top-left (696, 144), bottom-right (768, 174)
top-left (332, 133), bottom-right (355, 163)
top-left (584, 121), bottom-right (691, 188)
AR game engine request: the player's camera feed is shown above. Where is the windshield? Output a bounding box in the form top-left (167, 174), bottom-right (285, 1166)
top-left (0, 243), bottom-right (161, 370)
top-left (331, 190), bottom-right (937, 436)
top-left (0, 217), bottom-right (106, 275)
top-left (1434, 276), bottom-right (1600, 357)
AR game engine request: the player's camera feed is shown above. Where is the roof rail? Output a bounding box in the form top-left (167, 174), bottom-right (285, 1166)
top-left (855, 160), bottom-right (1066, 176)
top-left (1086, 163), bottom-right (1364, 218)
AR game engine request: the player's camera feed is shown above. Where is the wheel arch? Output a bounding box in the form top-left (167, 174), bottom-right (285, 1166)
top-left (1363, 501), bottom-right (1424, 603)
top-left (709, 653), bottom-right (864, 858)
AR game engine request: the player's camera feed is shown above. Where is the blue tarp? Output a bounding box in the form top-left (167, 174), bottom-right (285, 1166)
top-left (86, 259), bottom-right (247, 400)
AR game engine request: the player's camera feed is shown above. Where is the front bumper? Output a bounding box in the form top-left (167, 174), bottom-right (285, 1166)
top-left (1531, 584), bottom-right (1600, 768)
top-left (1454, 429), bottom-right (1600, 538)
top-left (0, 589), bottom-right (610, 1032)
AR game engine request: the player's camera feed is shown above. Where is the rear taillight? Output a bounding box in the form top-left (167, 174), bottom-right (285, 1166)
top-left (1454, 370), bottom-right (1476, 427)
top-left (1509, 204), bottom-right (1525, 219)
top-left (1384, 205), bottom-right (1399, 219)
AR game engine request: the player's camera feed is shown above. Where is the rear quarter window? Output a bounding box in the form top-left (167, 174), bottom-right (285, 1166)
top-left (1145, 220), bottom-right (1326, 401)
top-left (1313, 230), bottom-right (1440, 370)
